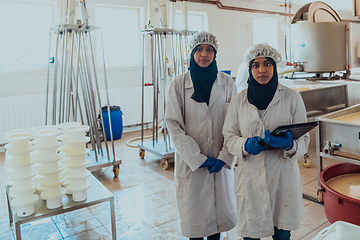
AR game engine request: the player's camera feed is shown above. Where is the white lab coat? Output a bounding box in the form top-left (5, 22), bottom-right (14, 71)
top-left (165, 71), bottom-right (237, 238)
top-left (223, 83), bottom-right (310, 239)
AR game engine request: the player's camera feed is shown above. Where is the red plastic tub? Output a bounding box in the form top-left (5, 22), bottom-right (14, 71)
top-left (319, 162), bottom-right (360, 226)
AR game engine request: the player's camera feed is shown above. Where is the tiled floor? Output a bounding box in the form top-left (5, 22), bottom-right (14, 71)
top-left (0, 129), bottom-right (340, 240)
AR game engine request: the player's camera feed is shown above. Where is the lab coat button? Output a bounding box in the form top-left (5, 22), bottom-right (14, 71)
top-left (207, 118), bottom-right (211, 121)
top-left (261, 167), bottom-right (265, 172)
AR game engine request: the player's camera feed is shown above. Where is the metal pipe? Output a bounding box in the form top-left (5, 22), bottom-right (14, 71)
top-left (171, 0), bottom-right (176, 29)
top-left (161, 0), bottom-right (168, 28)
top-left (58, 29), bottom-right (67, 124)
top-left (52, 30), bottom-right (61, 125)
top-left (187, 0), bottom-right (293, 16)
top-left (45, 32), bottom-right (52, 125)
top-left (182, 0), bottom-right (188, 31)
top-left (151, 34), bottom-right (156, 145)
top-left (141, 34), bottom-right (145, 145)
top-left (100, 30), bottom-right (116, 162)
top-left (82, 32), bottom-right (103, 156)
top-left (89, 32), bottom-right (109, 157)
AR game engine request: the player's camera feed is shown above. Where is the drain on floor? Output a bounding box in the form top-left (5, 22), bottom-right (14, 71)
top-left (302, 193), bottom-right (324, 205)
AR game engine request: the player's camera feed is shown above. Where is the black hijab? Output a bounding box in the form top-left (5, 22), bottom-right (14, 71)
top-left (189, 46), bottom-right (218, 105)
top-left (247, 57), bottom-right (278, 110)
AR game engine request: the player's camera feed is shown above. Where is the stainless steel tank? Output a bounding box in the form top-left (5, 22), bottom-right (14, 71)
top-left (291, 22), bottom-right (348, 73)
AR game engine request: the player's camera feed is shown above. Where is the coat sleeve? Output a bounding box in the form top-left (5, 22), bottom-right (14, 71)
top-left (222, 95), bottom-right (248, 168)
top-left (217, 77), bottom-right (237, 169)
top-left (283, 91), bottom-right (310, 161)
top-left (165, 77), bottom-right (207, 171)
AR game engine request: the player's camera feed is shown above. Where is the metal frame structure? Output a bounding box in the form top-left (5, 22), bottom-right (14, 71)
top-left (46, 22), bottom-right (120, 175)
top-left (138, 28), bottom-right (195, 169)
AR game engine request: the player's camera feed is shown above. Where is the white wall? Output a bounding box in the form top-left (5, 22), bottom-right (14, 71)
top-left (0, 0), bottom-right (358, 137)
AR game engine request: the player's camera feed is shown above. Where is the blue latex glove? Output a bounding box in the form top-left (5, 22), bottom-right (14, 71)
top-left (208, 159), bottom-right (225, 174)
top-left (200, 157), bottom-right (216, 168)
top-left (264, 130), bottom-right (293, 149)
top-left (245, 136), bottom-right (266, 155)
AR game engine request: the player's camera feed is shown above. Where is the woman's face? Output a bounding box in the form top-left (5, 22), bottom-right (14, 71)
top-left (251, 57), bottom-right (274, 84)
top-left (194, 44), bottom-right (215, 68)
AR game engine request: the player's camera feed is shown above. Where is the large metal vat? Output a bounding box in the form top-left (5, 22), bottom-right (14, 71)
top-left (291, 22), bottom-right (348, 73)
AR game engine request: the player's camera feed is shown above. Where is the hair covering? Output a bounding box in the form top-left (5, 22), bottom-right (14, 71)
top-left (243, 43), bottom-right (282, 65)
top-left (189, 46), bottom-right (218, 105)
top-left (247, 57), bottom-right (278, 110)
top-left (188, 31), bottom-right (219, 56)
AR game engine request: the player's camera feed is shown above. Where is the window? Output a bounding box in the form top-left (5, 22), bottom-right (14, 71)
top-left (0, 1), bottom-right (56, 71)
top-left (174, 11), bottom-right (208, 32)
top-left (252, 16), bottom-right (279, 50)
top-left (94, 5), bottom-right (143, 68)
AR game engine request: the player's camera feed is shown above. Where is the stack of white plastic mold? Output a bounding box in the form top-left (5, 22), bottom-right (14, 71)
top-left (4, 130), bottom-right (39, 217)
top-left (57, 122), bottom-right (81, 179)
top-left (33, 127), bottom-right (66, 209)
top-left (61, 124), bottom-right (91, 202)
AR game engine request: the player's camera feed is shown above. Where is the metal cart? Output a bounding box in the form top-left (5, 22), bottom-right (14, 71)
top-left (138, 28), bottom-right (195, 169)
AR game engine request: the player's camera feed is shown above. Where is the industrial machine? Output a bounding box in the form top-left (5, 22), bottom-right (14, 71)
top-left (289, 1), bottom-right (360, 79)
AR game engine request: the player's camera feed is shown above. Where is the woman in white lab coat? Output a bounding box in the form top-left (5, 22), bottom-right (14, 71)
top-left (223, 43), bottom-right (310, 240)
top-left (165, 31), bottom-right (237, 240)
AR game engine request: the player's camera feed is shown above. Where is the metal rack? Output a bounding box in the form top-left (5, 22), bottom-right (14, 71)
top-left (138, 28), bottom-right (195, 169)
top-left (46, 22), bottom-right (120, 176)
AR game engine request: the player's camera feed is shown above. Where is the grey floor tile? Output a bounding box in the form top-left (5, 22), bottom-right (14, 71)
top-left (55, 213), bottom-right (103, 238)
top-left (103, 215), bottom-right (152, 237)
top-left (19, 218), bottom-right (63, 240)
top-left (63, 226), bottom-right (111, 240)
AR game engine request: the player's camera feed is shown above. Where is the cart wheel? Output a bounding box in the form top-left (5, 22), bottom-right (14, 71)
top-left (113, 165), bottom-right (120, 177)
top-left (317, 189), bottom-right (323, 203)
top-left (161, 159), bottom-right (169, 170)
top-left (139, 149), bottom-right (145, 159)
top-left (302, 154), bottom-right (311, 168)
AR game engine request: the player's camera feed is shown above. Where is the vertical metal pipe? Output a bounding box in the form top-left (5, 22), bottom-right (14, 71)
top-left (52, 30), bottom-right (61, 125)
top-left (151, 34), bottom-right (156, 145)
top-left (89, 32), bottom-right (109, 157)
top-left (141, 33), bottom-right (145, 145)
top-left (182, 0), bottom-right (188, 31)
top-left (162, 33), bottom-right (168, 151)
top-left (82, 32), bottom-right (103, 156)
top-left (161, 0), bottom-right (167, 28)
top-left (100, 30), bottom-right (115, 162)
top-left (45, 32), bottom-right (52, 125)
top-left (74, 31), bottom-right (82, 121)
top-left (58, 29), bottom-right (67, 123)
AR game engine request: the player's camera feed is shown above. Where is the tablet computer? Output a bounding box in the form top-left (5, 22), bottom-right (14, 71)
top-left (260, 121), bottom-right (318, 150)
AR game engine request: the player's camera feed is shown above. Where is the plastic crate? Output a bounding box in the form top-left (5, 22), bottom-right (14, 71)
top-left (312, 221), bottom-right (360, 240)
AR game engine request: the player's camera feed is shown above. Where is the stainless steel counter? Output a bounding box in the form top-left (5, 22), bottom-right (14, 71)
top-left (6, 174), bottom-right (116, 240)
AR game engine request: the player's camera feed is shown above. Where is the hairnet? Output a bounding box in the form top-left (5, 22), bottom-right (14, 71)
top-left (243, 43), bottom-right (282, 65)
top-left (188, 31), bottom-right (219, 54)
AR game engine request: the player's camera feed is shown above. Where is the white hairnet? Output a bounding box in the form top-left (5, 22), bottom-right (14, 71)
top-left (243, 43), bottom-right (282, 64)
top-left (188, 31), bottom-right (219, 54)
